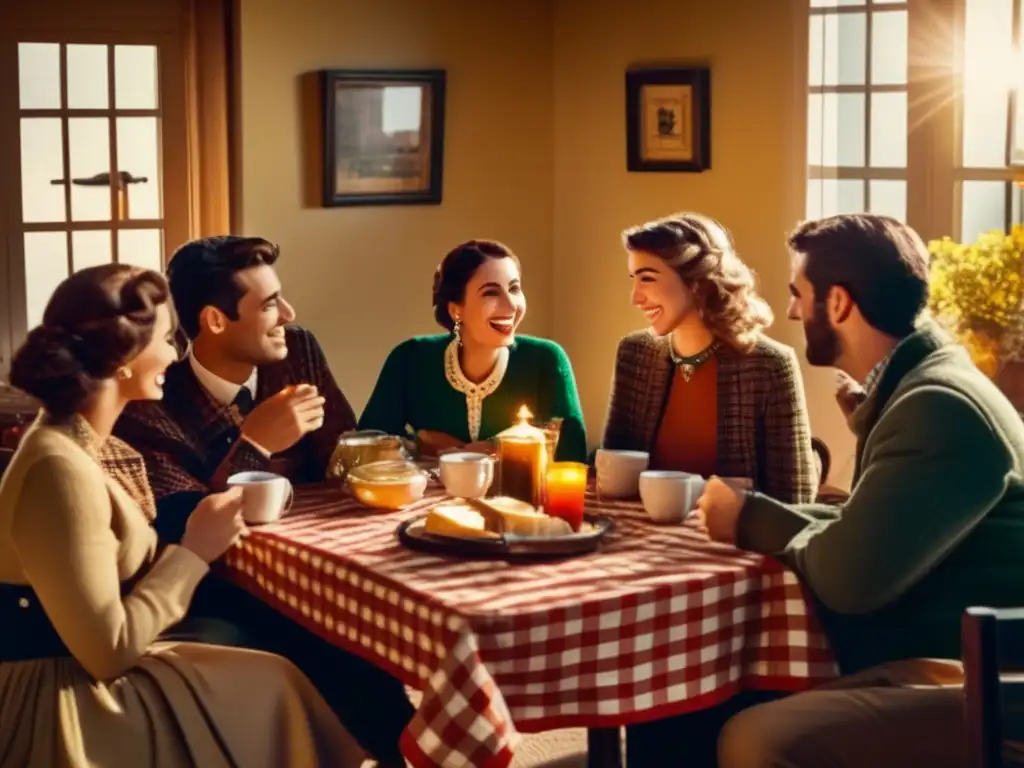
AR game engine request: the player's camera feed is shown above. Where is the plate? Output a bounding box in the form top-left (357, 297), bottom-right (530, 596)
top-left (396, 513), bottom-right (614, 560)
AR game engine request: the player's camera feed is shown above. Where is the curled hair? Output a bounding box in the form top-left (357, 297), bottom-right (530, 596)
top-left (9, 264), bottom-right (175, 420)
top-left (431, 240), bottom-right (520, 331)
top-left (622, 212), bottom-right (773, 352)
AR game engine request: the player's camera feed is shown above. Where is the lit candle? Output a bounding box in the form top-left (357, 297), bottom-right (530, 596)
top-left (495, 405), bottom-right (547, 507)
top-left (545, 462), bottom-right (587, 532)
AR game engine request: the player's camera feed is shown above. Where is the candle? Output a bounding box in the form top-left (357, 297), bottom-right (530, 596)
top-left (545, 462), bottom-right (587, 531)
top-left (495, 405), bottom-right (547, 507)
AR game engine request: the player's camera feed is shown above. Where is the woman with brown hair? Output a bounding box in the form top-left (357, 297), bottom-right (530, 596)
top-left (603, 211), bottom-right (816, 504)
top-left (0, 265), bottom-right (363, 767)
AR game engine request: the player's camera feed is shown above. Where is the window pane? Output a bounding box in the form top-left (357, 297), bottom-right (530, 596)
top-left (1012, 184), bottom-right (1021, 226)
top-left (961, 180), bottom-right (1007, 240)
top-left (809, 16), bottom-right (825, 87)
top-left (870, 92), bottom-right (907, 168)
top-left (118, 229), bottom-right (163, 272)
top-left (870, 11), bottom-right (907, 86)
top-left (810, 0), bottom-right (864, 8)
top-left (808, 94), bottom-right (824, 165)
top-left (66, 44), bottom-right (108, 109)
top-left (869, 180), bottom-right (907, 221)
top-left (18, 43), bottom-right (60, 110)
top-left (823, 13), bottom-right (867, 86)
top-left (822, 93), bottom-right (866, 166)
top-left (818, 179), bottom-right (864, 216)
top-left (20, 118), bottom-right (66, 223)
top-left (71, 231), bottom-right (112, 272)
top-left (116, 118), bottom-right (162, 219)
top-left (962, 0), bottom-right (1014, 168)
top-left (115, 46), bottom-right (158, 110)
top-left (68, 118), bottom-right (112, 222)
top-left (806, 179), bottom-right (823, 219)
top-left (24, 232), bottom-right (68, 330)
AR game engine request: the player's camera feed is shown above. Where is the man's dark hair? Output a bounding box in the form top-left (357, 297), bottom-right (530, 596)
top-left (788, 214), bottom-right (929, 338)
top-left (167, 236), bottom-right (280, 339)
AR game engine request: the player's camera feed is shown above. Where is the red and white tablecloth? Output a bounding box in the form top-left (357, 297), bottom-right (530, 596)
top-left (223, 483), bottom-right (837, 768)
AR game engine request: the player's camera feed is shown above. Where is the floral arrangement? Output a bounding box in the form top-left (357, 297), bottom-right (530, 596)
top-left (927, 225), bottom-right (1024, 378)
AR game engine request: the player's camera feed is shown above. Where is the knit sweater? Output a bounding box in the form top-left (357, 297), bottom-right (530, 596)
top-left (358, 334), bottom-right (588, 462)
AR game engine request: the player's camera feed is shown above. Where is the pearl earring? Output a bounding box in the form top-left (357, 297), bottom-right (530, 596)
top-left (452, 317), bottom-right (462, 346)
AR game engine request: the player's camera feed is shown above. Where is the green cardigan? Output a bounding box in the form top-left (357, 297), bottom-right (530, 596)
top-left (737, 323), bottom-right (1024, 674)
top-left (358, 334), bottom-right (588, 463)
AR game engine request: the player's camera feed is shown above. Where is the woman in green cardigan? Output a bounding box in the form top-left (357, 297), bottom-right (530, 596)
top-left (358, 240), bottom-right (588, 462)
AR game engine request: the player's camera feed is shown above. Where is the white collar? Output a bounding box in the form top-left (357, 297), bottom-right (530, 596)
top-left (188, 349), bottom-right (258, 407)
top-left (443, 339), bottom-right (509, 441)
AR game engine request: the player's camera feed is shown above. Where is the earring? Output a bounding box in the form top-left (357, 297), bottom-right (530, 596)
top-left (453, 318), bottom-right (462, 346)
top-left (116, 367), bottom-right (132, 381)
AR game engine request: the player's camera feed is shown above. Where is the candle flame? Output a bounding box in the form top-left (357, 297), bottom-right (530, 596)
top-left (516, 405), bottom-right (533, 424)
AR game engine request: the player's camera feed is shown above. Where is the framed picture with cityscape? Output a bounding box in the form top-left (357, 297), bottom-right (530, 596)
top-left (625, 67), bottom-right (711, 173)
top-left (321, 69), bottom-right (446, 206)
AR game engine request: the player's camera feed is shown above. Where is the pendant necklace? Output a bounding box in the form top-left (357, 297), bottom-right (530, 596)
top-left (670, 339), bottom-right (720, 383)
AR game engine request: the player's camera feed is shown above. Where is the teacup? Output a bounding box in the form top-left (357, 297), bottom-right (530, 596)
top-left (638, 470), bottom-right (705, 524)
top-left (439, 451), bottom-right (495, 499)
top-left (227, 471), bottom-right (294, 525)
top-left (594, 449), bottom-right (650, 498)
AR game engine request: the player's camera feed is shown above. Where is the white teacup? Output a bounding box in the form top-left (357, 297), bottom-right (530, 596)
top-left (595, 449), bottom-right (650, 498)
top-left (639, 470), bottom-right (705, 524)
top-left (227, 471), bottom-right (294, 525)
top-left (439, 452), bottom-right (494, 499)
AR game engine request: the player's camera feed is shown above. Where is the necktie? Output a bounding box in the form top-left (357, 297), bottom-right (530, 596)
top-left (232, 388), bottom-right (254, 416)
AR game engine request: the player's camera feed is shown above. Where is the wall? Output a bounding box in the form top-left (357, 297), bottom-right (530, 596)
top-left (239, 0), bottom-right (857, 487)
top-left (237, 0), bottom-right (555, 412)
top-left (551, 0), bottom-right (855, 486)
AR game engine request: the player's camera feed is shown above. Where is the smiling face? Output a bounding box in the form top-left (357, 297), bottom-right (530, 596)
top-left (202, 264), bottom-right (296, 365)
top-left (121, 302), bottom-right (181, 401)
top-left (449, 256), bottom-right (526, 349)
top-left (627, 249), bottom-right (697, 336)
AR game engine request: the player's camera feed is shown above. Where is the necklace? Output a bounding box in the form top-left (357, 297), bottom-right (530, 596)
top-left (444, 339), bottom-right (509, 441)
top-left (669, 340), bottom-right (720, 383)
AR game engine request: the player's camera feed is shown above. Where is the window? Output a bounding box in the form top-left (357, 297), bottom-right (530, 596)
top-left (805, 0), bottom-right (1024, 241)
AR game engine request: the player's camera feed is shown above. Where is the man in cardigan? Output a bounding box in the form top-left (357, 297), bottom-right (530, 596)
top-left (696, 214), bottom-right (1024, 767)
top-left (112, 236), bottom-right (414, 767)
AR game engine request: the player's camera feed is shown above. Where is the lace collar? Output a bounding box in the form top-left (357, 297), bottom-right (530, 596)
top-left (443, 339), bottom-right (509, 441)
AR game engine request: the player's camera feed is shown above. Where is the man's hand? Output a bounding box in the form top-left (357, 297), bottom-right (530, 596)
top-left (241, 384), bottom-right (326, 455)
top-left (835, 370), bottom-right (867, 427)
top-left (692, 476), bottom-right (745, 544)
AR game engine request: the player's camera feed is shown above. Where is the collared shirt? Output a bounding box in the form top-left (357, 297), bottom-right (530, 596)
top-left (861, 353), bottom-right (893, 398)
top-left (188, 349), bottom-right (257, 407)
top-left (188, 350), bottom-right (269, 457)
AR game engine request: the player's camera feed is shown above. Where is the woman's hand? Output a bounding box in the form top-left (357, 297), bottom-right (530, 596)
top-left (180, 487), bottom-right (247, 563)
top-left (416, 429), bottom-right (465, 457)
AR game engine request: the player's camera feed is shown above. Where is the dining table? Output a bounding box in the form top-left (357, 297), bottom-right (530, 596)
top-left (221, 480), bottom-right (838, 768)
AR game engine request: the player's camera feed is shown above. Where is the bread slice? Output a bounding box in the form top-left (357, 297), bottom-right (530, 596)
top-left (423, 496), bottom-right (573, 539)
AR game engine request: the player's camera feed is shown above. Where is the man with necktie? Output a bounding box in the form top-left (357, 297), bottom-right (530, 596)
top-left (110, 235), bottom-right (415, 768)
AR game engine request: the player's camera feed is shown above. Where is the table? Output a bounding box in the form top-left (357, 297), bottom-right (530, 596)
top-left (223, 483), bottom-right (837, 768)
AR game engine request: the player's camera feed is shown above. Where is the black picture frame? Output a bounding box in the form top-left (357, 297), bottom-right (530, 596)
top-left (321, 69), bottom-right (446, 207)
top-left (626, 67), bottom-right (711, 173)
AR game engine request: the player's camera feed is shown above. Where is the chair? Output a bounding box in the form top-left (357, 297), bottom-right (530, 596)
top-left (962, 606), bottom-right (1024, 767)
top-left (811, 437), bottom-right (831, 486)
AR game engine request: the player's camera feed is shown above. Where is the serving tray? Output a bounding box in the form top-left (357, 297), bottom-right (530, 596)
top-left (396, 513), bottom-right (614, 561)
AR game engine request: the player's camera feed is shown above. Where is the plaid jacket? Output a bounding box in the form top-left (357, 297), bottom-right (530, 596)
top-left (602, 330), bottom-right (817, 503)
top-left (110, 326), bottom-right (356, 500)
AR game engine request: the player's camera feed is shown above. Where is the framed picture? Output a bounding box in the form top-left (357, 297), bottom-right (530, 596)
top-left (625, 67), bottom-right (711, 173)
top-left (321, 69), bottom-right (446, 206)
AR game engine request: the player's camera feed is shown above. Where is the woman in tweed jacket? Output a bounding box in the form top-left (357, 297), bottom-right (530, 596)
top-left (602, 212), bottom-right (817, 505)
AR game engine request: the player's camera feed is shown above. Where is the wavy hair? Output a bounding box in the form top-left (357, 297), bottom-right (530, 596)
top-left (622, 212), bottom-right (773, 352)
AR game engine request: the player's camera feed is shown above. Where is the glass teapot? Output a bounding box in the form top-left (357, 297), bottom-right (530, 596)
top-left (327, 430), bottom-right (412, 479)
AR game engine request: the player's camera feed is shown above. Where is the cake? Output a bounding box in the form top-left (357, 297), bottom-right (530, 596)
top-left (423, 496), bottom-right (573, 539)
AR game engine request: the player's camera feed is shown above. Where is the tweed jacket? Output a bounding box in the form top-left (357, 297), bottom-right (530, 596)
top-left (111, 326), bottom-right (356, 501)
top-left (602, 330), bottom-right (817, 503)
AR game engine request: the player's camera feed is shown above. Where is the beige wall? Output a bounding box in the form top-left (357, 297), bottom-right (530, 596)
top-left (237, 0), bottom-right (555, 409)
top-left (239, 0), bottom-right (857, 487)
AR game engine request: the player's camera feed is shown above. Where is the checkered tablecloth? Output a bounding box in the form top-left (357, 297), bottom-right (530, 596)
top-left (222, 482), bottom-right (837, 768)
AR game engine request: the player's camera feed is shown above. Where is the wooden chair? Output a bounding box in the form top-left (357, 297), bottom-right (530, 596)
top-left (962, 606), bottom-right (1024, 767)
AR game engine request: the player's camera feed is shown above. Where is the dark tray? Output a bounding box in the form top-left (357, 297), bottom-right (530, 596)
top-left (397, 513), bottom-right (614, 561)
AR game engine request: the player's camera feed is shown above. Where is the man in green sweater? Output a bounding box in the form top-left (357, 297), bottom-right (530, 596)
top-left (696, 214), bottom-right (1024, 767)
